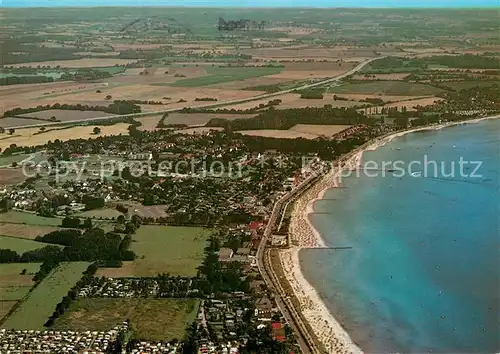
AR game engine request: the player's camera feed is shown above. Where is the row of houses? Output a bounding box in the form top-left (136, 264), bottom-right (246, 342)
top-left (0, 326), bottom-right (123, 354)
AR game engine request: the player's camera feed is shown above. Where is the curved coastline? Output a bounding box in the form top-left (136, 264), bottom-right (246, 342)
top-left (279, 115), bottom-right (499, 353)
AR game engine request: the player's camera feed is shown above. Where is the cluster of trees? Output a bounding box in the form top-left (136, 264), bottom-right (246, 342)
top-left (61, 216), bottom-right (92, 229)
top-left (3, 101), bottom-right (141, 118)
top-left (114, 99), bottom-right (164, 105)
top-left (425, 54), bottom-right (500, 69)
top-left (0, 246), bottom-right (61, 264)
top-left (0, 75), bottom-right (55, 86)
top-left (218, 17), bottom-right (266, 31)
top-left (33, 258), bottom-right (61, 283)
top-left (60, 69), bottom-right (113, 82)
top-left (197, 236), bottom-right (250, 294)
top-left (299, 90), bottom-right (324, 99)
top-left (82, 195), bottom-right (105, 210)
top-left (207, 107), bottom-right (369, 131)
top-left (194, 97), bottom-right (218, 102)
top-left (44, 263), bottom-right (98, 327)
top-left (361, 97), bottom-right (385, 105)
top-left (1, 227), bottom-right (136, 264)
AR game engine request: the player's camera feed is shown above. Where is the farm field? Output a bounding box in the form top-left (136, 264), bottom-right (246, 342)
top-left (379, 96), bottom-right (442, 111)
top-left (266, 61), bottom-right (356, 80)
top-left (0, 223), bottom-right (60, 240)
top-left (221, 93), bottom-right (360, 111)
top-left (331, 81), bottom-right (444, 96)
top-left (53, 298), bottom-right (200, 341)
top-left (2, 262), bottom-right (90, 330)
top-left (0, 154), bottom-right (33, 166)
top-left (0, 123), bottom-right (131, 151)
top-left (0, 117), bottom-right (53, 129)
top-left (18, 110), bottom-right (118, 122)
top-left (209, 76), bottom-right (294, 90)
top-left (164, 113), bottom-right (257, 126)
top-left (130, 225), bottom-right (211, 277)
top-left (0, 211), bottom-right (62, 226)
top-left (288, 124), bottom-right (352, 137)
top-left (0, 263), bottom-right (40, 318)
top-left (170, 66), bottom-right (283, 87)
top-left (135, 115), bottom-right (163, 131)
top-left (0, 235), bottom-right (57, 254)
top-left (8, 59), bottom-right (137, 68)
top-left (0, 168), bottom-right (26, 186)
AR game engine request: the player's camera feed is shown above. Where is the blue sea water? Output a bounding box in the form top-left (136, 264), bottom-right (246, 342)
top-left (301, 119), bottom-right (500, 353)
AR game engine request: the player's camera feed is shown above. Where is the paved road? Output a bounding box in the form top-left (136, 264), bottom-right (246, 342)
top-left (3, 57), bottom-right (383, 130)
top-left (256, 173), bottom-right (322, 354)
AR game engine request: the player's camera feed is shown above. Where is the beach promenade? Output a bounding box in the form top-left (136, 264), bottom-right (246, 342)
top-left (272, 114), bottom-right (500, 353)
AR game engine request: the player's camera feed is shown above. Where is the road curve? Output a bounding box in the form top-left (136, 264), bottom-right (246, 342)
top-left (2, 56), bottom-right (383, 130)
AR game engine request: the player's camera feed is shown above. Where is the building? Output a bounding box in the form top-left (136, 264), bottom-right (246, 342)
top-left (218, 248), bottom-right (234, 262)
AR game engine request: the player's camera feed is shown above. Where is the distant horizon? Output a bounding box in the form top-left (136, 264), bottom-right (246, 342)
top-left (2, 0), bottom-right (499, 8)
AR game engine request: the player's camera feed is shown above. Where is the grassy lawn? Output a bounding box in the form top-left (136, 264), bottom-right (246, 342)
top-left (130, 225), bottom-right (210, 277)
top-left (76, 208), bottom-right (123, 219)
top-left (332, 81), bottom-right (444, 96)
top-left (2, 262), bottom-right (90, 330)
top-left (0, 211), bottom-right (62, 226)
top-left (0, 235), bottom-right (58, 254)
top-left (170, 66), bottom-right (282, 87)
top-left (54, 298), bottom-right (200, 341)
top-left (0, 154), bottom-right (32, 166)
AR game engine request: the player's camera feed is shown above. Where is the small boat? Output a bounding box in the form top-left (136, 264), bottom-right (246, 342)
top-left (411, 171), bottom-right (422, 177)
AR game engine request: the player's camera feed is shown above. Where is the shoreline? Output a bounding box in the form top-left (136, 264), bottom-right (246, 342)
top-left (279, 114), bottom-right (499, 354)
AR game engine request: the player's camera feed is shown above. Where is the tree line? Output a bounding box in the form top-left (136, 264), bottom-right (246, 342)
top-left (3, 101), bottom-right (141, 118)
top-left (207, 106), bottom-right (370, 131)
top-left (0, 227), bottom-right (136, 264)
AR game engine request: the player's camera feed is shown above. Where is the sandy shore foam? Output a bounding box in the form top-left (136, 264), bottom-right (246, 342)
top-left (279, 114), bottom-right (499, 353)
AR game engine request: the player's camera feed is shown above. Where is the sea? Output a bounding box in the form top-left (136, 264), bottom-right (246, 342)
top-left (301, 118), bottom-right (500, 353)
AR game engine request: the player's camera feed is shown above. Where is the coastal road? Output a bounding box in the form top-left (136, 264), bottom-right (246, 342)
top-left (2, 56), bottom-right (383, 130)
top-left (257, 173), bottom-right (323, 354)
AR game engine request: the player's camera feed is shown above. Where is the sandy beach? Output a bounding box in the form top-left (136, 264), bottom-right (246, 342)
top-left (278, 114), bottom-right (500, 353)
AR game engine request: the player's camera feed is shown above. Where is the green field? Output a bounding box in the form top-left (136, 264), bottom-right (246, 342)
top-left (76, 208), bottom-right (123, 219)
top-left (131, 225), bottom-right (210, 277)
top-left (2, 262), bottom-right (90, 330)
top-left (0, 236), bottom-right (56, 254)
top-left (0, 211), bottom-right (62, 226)
top-left (439, 80), bottom-right (499, 90)
top-left (169, 66), bottom-right (282, 87)
top-left (0, 263), bottom-right (41, 303)
top-left (54, 298), bottom-right (199, 341)
top-left (332, 81), bottom-right (444, 96)
top-left (0, 154), bottom-right (32, 166)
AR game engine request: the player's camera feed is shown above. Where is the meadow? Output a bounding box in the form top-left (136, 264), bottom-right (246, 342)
top-left (129, 225), bottom-right (211, 277)
top-left (0, 235), bottom-right (57, 254)
top-left (331, 81), bottom-right (444, 96)
top-left (54, 298), bottom-right (200, 341)
top-left (0, 211), bottom-right (62, 226)
top-left (170, 66), bottom-right (283, 87)
top-left (2, 262), bottom-right (90, 330)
